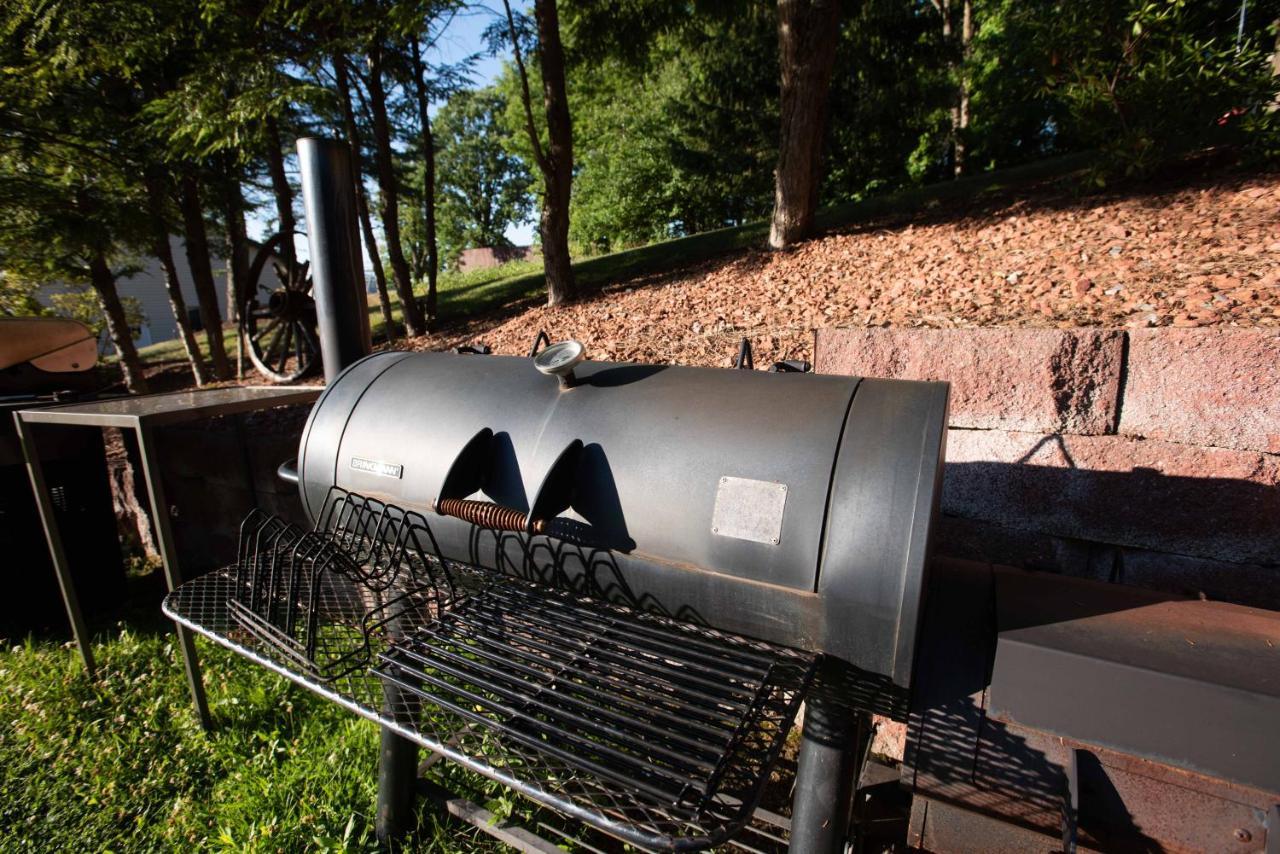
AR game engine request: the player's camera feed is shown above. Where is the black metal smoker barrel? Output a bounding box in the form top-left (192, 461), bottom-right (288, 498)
top-left (297, 137), bottom-right (372, 384)
top-left (297, 137), bottom-right (414, 841)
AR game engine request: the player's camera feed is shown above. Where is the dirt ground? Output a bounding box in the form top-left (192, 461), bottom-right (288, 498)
top-left (424, 167), bottom-right (1279, 370)
top-left (131, 163), bottom-right (1279, 392)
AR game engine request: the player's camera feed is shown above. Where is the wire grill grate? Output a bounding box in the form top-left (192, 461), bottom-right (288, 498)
top-left (163, 489), bottom-right (815, 850)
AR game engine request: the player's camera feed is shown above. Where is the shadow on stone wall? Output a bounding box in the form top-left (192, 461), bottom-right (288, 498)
top-left (937, 455), bottom-right (1279, 610)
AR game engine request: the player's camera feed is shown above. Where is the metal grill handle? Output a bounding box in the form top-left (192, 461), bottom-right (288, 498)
top-left (434, 497), bottom-right (546, 534)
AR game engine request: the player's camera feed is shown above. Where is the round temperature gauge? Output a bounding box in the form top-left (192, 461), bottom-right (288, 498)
top-left (534, 340), bottom-right (586, 376)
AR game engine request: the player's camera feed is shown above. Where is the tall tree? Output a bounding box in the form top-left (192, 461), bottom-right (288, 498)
top-left (435, 88), bottom-right (534, 266)
top-left (768, 0), bottom-right (841, 249)
top-left (504, 0), bottom-right (577, 306)
top-left (409, 38), bottom-right (440, 321)
top-left (87, 249), bottom-right (151, 393)
top-left (365, 40), bottom-right (428, 336)
top-left (262, 115), bottom-right (298, 266)
top-left (144, 172), bottom-right (209, 386)
top-left (955, 0), bottom-right (972, 177)
top-left (928, 0), bottom-right (973, 177)
top-left (177, 171), bottom-right (233, 379)
top-left (334, 53), bottom-right (397, 339)
top-left (221, 160), bottom-right (251, 322)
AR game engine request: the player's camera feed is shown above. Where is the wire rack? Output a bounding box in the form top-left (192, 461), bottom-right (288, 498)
top-left (164, 488), bottom-right (815, 851)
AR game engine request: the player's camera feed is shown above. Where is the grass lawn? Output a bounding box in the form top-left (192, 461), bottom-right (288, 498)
top-left (132, 260), bottom-right (546, 369)
top-left (0, 614), bottom-right (508, 852)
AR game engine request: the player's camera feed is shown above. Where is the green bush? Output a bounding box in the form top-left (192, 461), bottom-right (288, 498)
top-left (1034, 0), bottom-right (1280, 182)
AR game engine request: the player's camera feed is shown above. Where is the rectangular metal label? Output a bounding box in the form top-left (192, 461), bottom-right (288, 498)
top-left (711, 476), bottom-right (787, 545)
top-left (349, 457), bottom-right (403, 479)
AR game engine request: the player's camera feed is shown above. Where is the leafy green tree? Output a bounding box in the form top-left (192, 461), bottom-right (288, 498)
top-left (0, 152), bottom-right (153, 394)
top-left (827, 0), bottom-right (951, 193)
top-left (0, 0), bottom-right (157, 392)
top-left (0, 272), bottom-right (48, 317)
top-left (1032, 0), bottom-right (1280, 179)
top-left (554, 2), bottom-right (780, 251)
top-left (47, 289), bottom-right (147, 343)
top-left (431, 88), bottom-right (535, 268)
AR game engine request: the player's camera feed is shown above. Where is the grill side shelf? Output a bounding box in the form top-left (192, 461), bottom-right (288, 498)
top-left (163, 499), bottom-right (814, 852)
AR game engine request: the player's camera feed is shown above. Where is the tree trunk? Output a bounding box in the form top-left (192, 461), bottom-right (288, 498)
top-left (223, 164), bottom-right (251, 322)
top-left (178, 171), bottom-right (232, 379)
top-left (144, 174), bottom-right (209, 386)
top-left (534, 0), bottom-right (576, 306)
top-left (88, 252), bottom-right (150, 395)
top-left (953, 0), bottom-right (972, 178)
top-left (335, 54), bottom-right (396, 341)
top-left (505, 0), bottom-right (577, 305)
top-left (1270, 20), bottom-right (1279, 110)
top-left (263, 116), bottom-right (297, 267)
top-left (366, 43), bottom-right (426, 336)
top-left (768, 0), bottom-right (841, 250)
top-left (410, 39), bottom-right (439, 320)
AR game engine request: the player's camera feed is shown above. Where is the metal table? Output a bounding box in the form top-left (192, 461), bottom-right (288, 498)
top-left (15, 386), bottom-right (321, 730)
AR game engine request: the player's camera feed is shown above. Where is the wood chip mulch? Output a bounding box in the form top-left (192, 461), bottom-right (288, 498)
top-left (414, 169), bottom-right (1280, 369)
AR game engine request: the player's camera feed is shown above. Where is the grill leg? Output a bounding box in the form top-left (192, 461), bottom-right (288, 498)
top-left (788, 690), bottom-right (871, 854)
top-left (376, 601), bottom-right (420, 846)
top-left (376, 719), bottom-right (419, 845)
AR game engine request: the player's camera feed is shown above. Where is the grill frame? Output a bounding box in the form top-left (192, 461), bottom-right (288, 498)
top-left (164, 487), bottom-right (817, 851)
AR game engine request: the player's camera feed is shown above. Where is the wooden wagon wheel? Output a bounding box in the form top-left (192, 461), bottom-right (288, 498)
top-left (240, 232), bottom-right (320, 383)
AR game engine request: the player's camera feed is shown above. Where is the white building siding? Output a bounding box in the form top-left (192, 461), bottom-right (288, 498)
top-left (39, 235), bottom-right (279, 353)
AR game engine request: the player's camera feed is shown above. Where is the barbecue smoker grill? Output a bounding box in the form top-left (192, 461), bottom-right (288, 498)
top-left (162, 140), bottom-right (949, 852)
top-left (161, 139), bottom-right (1280, 851)
top-left (165, 345), bottom-right (949, 851)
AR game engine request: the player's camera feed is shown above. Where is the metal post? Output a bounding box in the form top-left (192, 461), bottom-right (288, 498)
top-left (375, 603), bottom-right (420, 845)
top-left (296, 137), bottom-right (372, 383)
top-left (14, 414), bottom-right (96, 676)
top-left (136, 422), bottom-right (213, 731)
top-left (788, 664), bottom-right (872, 854)
top-left (377, 715), bottom-right (420, 843)
top-left (299, 137), bottom-right (409, 840)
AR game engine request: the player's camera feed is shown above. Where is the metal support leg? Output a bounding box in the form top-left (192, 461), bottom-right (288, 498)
top-left (377, 717), bottom-right (420, 845)
top-left (136, 423), bottom-right (212, 731)
top-left (376, 598), bottom-right (419, 845)
top-left (14, 415), bottom-right (96, 676)
top-left (789, 667), bottom-right (872, 854)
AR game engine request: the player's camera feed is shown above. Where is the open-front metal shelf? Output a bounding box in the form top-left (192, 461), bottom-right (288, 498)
top-left (162, 491), bottom-right (815, 851)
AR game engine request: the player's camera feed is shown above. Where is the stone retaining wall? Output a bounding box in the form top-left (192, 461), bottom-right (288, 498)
top-left (816, 327), bottom-right (1280, 609)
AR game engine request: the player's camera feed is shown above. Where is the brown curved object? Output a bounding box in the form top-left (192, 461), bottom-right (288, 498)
top-left (434, 498), bottom-right (545, 534)
top-left (0, 317), bottom-right (96, 373)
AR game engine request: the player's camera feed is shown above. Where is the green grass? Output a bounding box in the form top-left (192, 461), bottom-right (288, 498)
top-left (132, 260), bottom-right (544, 367)
top-left (0, 622), bottom-right (503, 852)
top-left (134, 325), bottom-right (242, 369)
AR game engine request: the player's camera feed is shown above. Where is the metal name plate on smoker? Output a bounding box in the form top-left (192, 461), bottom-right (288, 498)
top-left (711, 476), bottom-right (787, 545)
top-left (349, 457), bottom-right (403, 479)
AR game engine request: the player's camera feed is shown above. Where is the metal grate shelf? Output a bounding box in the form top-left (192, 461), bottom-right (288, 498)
top-left (163, 491), bottom-right (814, 851)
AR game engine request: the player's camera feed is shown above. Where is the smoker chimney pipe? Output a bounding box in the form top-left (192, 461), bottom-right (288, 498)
top-left (299, 138), bottom-right (413, 841)
top-left (297, 137), bottom-right (372, 382)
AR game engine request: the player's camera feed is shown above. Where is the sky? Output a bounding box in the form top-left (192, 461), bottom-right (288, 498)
top-left (246, 9), bottom-right (535, 269)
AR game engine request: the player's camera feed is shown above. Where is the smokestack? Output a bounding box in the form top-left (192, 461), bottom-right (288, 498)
top-left (297, 137), bottom-right (372, 382)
